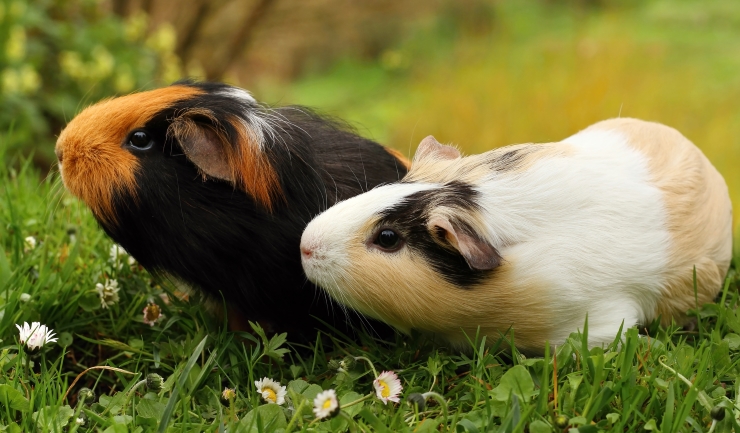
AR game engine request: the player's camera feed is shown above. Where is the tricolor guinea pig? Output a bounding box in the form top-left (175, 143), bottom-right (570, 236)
top-left (300, 118), bottom-right (733, 352)
top-left (55, 80), bottom-right (409, 332)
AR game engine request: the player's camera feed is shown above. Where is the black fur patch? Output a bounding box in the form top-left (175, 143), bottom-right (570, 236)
top-left (495, 148), bottom-right (525, 168)
top-left (100, 82), bottom-right (407, 335)
top-left (378, 181), bottom-right (495, 287)
top-left (487, 145), bottom-right (542, 173)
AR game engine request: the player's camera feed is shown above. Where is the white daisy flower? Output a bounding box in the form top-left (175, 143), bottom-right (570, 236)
top-left (16, 322), bottom-right (58, 350)
top-left (142, 302), bottom-right (164, 326)
top-left (95, 279), bottom-right (120, 308)
top-left (109, 244), bottom-right (136, 269)
top-left (23, 236), bottom-right (37, 253)
top-left (222, 387), bottom-right (236, 400)
top-left (373, 371), bottom-right (402, 404)
top-left (254, 377), bottom-right (286, 405)
top-left (313, 389), bottom-right (339, 419)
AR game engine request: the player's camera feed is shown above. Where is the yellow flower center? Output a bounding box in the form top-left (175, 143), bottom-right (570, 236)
top-left (144, 304), bottom-right (161, 322)
top-left (323, 399), bottom-right (333, 409)
top-left (379, 380), bottom-right (391, 398)
top-left (263, 388), bottom-right (277, 403)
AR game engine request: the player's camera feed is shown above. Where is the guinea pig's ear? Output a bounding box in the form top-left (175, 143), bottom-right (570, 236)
top-left (414, 136), bottom-right (461, 163)
top-left (167, 108), bottom-right (281, 211)
top-left (169, 111), bottom-right (234, 182)
top-left (428, 215), bottom-right (501, 271)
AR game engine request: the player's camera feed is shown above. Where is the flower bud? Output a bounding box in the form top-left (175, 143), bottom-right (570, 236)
top-left (77, 387), bottom-right (95, 404)
top-left (146, 373), bottom-right (164, 392)
top-left (407, 393), bottom-right (426, 411)
top-left (711, 405), bottom-right (726, 421)
top-left (553, 414), bottom-right (569, 429)
top-left (340, 356), bottom-right (356, 370)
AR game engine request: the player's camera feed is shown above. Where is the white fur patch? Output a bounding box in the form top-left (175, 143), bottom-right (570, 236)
top-left (476, 128), bottom-right (670, 345)
top-left (219, 86), bottom-right (277, 151)
top-left (218, 87), bottom-right (256, 104)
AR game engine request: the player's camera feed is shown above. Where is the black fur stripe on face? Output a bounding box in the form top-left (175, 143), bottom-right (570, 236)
top-left (378, 181), bottom-right (494, 287)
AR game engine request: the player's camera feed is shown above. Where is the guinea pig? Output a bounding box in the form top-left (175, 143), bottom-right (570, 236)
top-left (55, 80), bottom-right (409, 333)
top-left (300, 118), bottom-right (733, 352)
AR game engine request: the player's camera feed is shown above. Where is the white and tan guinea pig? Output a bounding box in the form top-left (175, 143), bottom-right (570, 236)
top-left (300, 118), bottom-right (733, 353)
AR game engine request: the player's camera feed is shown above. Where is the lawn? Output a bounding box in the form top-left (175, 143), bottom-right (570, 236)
top-left (1, 148), bottom-right (739, 431)
top-left (2, 0), bottom-right (740, 431)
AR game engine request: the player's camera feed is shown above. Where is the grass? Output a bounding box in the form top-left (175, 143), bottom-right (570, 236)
top-left (1, 152), bottom-right (739, 431)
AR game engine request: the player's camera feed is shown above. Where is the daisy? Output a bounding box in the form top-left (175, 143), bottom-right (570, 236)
top-left (142, 302), bottom-right (163, 326)
top-left (109, 244), bottom-right (136, 269)
top-left (23, 236), bottom-right (37, 253)
top-left (254, 377), bottom-right (286, 405)
top-left (95, 279), bottom-right (120, 308)
top-left (373, 371), bottom-right (402, 404)
top-left (16, 322), bottom-right (57, 350)
top-left (313, 389), bottom-right (340, 419)
top-left (222, 387), bottom-right (236, 400)
top-left (109, 244), bottom-right (125, 267)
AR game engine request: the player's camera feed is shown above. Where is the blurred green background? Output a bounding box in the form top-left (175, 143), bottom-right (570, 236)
top-left (1, 0), bottom-right (738, 238)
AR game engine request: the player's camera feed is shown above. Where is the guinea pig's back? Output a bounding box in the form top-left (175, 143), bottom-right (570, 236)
top-left (580, 118), bottom-right (733, 323)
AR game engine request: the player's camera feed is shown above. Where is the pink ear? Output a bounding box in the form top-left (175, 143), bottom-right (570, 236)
top-left (169, 116), bottom-right (234, 182)
top-left (429, 216), bottom-right (501, 271)
top-left (414, 136), bottom-right (461, 162)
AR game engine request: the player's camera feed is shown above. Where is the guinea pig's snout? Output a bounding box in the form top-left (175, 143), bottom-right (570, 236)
top-left (55, 146), bottom-right (63, 164)
top-left (300, 229), bottom-right (329, 267)
top-left (300, 237), bottom-right (321, 261)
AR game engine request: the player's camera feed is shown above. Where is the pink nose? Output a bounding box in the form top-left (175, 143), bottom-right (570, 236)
top-left (301, 245), bottom-right (312, 259)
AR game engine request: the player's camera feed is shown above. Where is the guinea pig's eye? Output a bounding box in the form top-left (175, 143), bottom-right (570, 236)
top-left (126, 130), bottom-right (154, 151)
top-left (373, 228), bottom-right (403, 252)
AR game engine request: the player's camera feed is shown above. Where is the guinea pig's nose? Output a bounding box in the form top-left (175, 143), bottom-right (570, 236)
top-left (55, 147), bottom-right (63, 163)
top-left (300, 244), bottom-right (313, 259)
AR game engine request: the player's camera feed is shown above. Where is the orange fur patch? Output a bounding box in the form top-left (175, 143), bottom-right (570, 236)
top-left (165, 108), bottom-right (283, 211)
top-left (56, 86), bottom-right (204, 225)
top-left (228, 115), bottom-right (283, 211)
top-left (384, 147), bottom-right (411, 170)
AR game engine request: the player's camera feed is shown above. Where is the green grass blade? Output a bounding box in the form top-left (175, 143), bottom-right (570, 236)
top-left (157, 335), bottom-right (209, 433)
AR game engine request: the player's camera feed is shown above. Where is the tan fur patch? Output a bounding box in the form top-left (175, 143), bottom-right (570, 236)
top-left (340, 222), bottom-right (551, 353)
top-left (56, 86), bottom-right (203, 225)
top-left (406, 141), bottom-right (572, 185)
top-left (405, 151), bottom-right (490, 185)
top-left (590, 118), bottom-right (733, 324)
